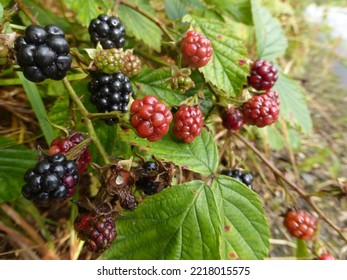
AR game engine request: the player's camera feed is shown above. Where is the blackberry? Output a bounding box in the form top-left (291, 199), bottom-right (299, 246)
top-left (48, 132), bottom-right (92, 174)
top-left (130, 95), bottom-right (173, 142)
top-left (242, 93), bottom-right (280, 127)
top-left (135, 161), bottom-right (160, 195)
top-left (283, 209), bottom-right (317, 240)
top-left (93, 48), bottom-right (125, 74)
top-left (173, 105), bottom-right (204, 143)
top-left (22, 154), bottom-right (79, 205)
top-left (88, 72), bottom-right (135, 125)
top-left (318, 253), bottom-right (335, 260)
top-left (220, 169), bottom-right (253, 189)
top-left (135, 160), bottom-right (174, 195)
top-left (221, 107), bottom-right (245, 131)
top-left (171, 68), bottom-right (195, 94)
top-left (74, 211), bottom-right (116, 254)
top-left (248, 59), bottom-right (278, 91)
top-left (121, 51), bottom-right (142, 77)
top-left (15, 24), bottom-right (71, 82)
top-left (180, 30), bottom-right (213, 68)
top-left (88, 14), bottom-right (125, 49)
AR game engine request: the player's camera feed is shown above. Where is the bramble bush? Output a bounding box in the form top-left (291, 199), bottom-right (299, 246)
top-left (0, 0), bottom-right (345, 260)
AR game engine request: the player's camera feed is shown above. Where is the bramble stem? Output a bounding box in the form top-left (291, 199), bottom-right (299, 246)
top-left (234, 132), bottom-right (347, 244)
top-left (16, 0), bottom-right (39, 25)
top-left (120, 0), bottom-right (176, 42)
top-left (62, 78), bottom-right (110, 165)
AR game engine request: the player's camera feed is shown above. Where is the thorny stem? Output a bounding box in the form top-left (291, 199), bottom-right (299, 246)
top-left (233, 132), bottom-right (347, 244)
top-left (120, 0), bottom-right (176, 42)
top-left (62, 78), bottom-right (110, 165)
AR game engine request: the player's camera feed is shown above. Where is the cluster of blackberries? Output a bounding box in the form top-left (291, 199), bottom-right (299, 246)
top-left (15, 25), bottom-right (71, 82)
top-left (48, 132), bottom-right (92, 174)
top-left (88, 72), bottom-right (135, 125)
top-left (221, 59), bottom-right (280, 130)
top-left (22, 154), bottom-right (79, 205)
top-left (88, 14), bottom-right (125, 49)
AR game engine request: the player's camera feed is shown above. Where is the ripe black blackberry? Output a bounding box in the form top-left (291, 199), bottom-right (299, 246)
top-left (88, 72), bottom-right (135, 125)
top-left (220, 169), bottom-right (253, 189)
top-left (135, 161), bottom-right (160, 195)
top-left (22, 154), bottom-right (79, 205)
top-left (88, 14), bottom-right (125, 49)
top-left (15, 24), bottom-right (71, 82)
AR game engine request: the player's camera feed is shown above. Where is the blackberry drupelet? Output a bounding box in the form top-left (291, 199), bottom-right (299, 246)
top-left (88, 72), bottom-right (135, 125)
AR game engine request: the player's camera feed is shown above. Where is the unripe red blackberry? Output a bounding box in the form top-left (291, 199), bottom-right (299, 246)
top-left (48, 132), bottom-right (92, 174)
top-left (221, 107), bottom-right (245, 131)
top-left (121, 51), bottom-right (142, 77)
top-left (180, 30), bottom-right (213, 68)
top-left (88, 14), bottom-right (125, 49)
top-left (248, 59), bottom-right (278, 90)
top-left (242, 93), bottom-right (280, 127)
top-left (15, 24), bottom-right (71, 82)
top-left (283, 210), bottom-right (317, 240)
top-left (93, 48), bottom-right (125, 74)
top-left (130, 95), bottom-right (173, 142)
top-left (318, 253), bottom-right (335, 260)
top-left (22, 154), bottom-right (79, 205)
top-left (74, 211), bottom-right (116, 254)
top-left (173, 105), bottom-right (204, 143)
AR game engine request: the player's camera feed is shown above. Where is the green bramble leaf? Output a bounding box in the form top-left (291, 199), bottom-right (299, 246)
top-left (104, 181), bottom-right (222, 259)
top-left (274, 71), bottom-right (313, 134)
top-left (214, 176), bottom-right (270, 259)
top-left (0, 137), bottom-right (38, 203)
top-left (251, 0), bottom-right (288, 60)
top-left (18, 73), bottom-right (56, 145)
top-left (63, 0), bottom-right (111, 27)
top-left (183, 15), bottom-right (249, 100)
top-left (131, 67), bottom-right (186, 107)
top-left (164, 0), bottom-right (188, 20)
top-left (205, 0), bottom-right (253, 25)
top-left (119, 1), bottom-right (163, 52)
top-left (118, 129), bottom-right (218, 175)
top-left (103, 176), bottom-right (269, 260)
